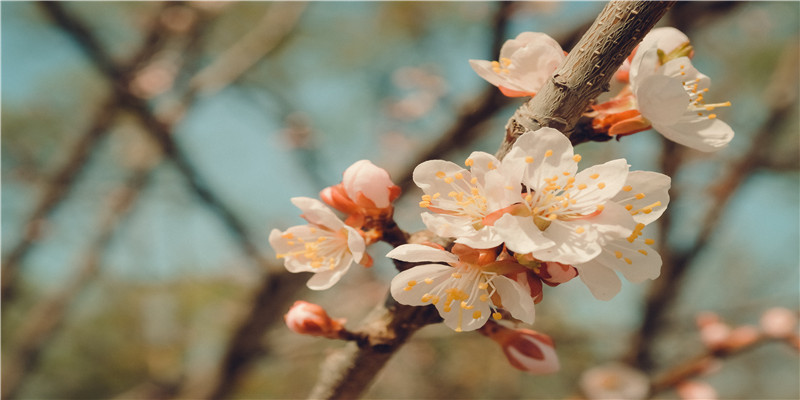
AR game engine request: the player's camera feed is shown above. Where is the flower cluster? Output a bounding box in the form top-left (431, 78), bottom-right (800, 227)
top-left (269, 26), bottom-right (735, 376)
top-left (269, 160), bottom-right (399, 290)
top-left (473, 28), bottom-right (733, 152)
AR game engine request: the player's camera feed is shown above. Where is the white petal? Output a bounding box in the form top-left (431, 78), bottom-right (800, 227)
top-left (653, 115), bottom-right (734, 152)
top-left (510, 128), bottom-right (577, 190)
top-left (612, 171), bottom-right (671, 225)
top-left (441, 296), bottom-right (491, 332)
top-left (492, 275), bottom-right (536, 324)
top-left (290, 197), bottom-right (344, 229)
top-left (493, 214), bottom-right (556, 255)
top-left (533, 219), bottom-right (601, 265)
top-left (586, 201), bottom-right (638, 240)
top-left (390, 263), bottom-right (453, 306)
top-left (593, 238), bottom-right (661, 283)
top-left (568, 159), bottom-right (630, 213)
top-left (629, 47), bottom-right (661, 87)
top-left (306, 255), bottom-right (352, 290)
top-left (420, 212), bottom-right (475, 239)
top-left (635, 74), bottom-right (690, 126)
top-left (386, 244), bottom-right (459, 264)
top-left (660, 57), bottom-right (710, 89)
top-left (465, 151), bottom-right (501, 183)
top-left (344, 225), bottom-right (366, 263)
top-left (453, 226), bottom-right (505, 249)
top-left (468, 59), bottom-right (514, 89)
top-left (412, 159), bottom-right (465, 194)
top-left (575, 261), bottom-right (622, 301)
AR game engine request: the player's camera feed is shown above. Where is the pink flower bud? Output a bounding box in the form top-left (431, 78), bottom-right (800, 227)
top-left (342, 160), bottom-right (400, 209)
top-left (539, 262), bottom-right (578, 286)
top-left (284, 301), bottom-right (345, 338)
top-left (760, 307), bottom-right (798, 338)
top-left (580, 362), bottom-right (650, 400)
top-left (699, 321), bottom-right (731, 350)
top-left (481, 322), bottom-right (559, 374)
top-left (677, 380), bottom-right (718, 400)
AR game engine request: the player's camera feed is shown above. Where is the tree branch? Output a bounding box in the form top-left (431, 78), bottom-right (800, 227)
top-left (497, 0), bottom-right (675, 159)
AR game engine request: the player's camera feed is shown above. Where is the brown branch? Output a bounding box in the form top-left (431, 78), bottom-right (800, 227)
top-left (0, 2), bottom-right (180, 306)
top-left (649, 334), bottom-right (798, 395)
top-left (1, 169), bottom-right (151, 400)
top-left (497, 0), bottom-right (675, 159)
top-left (38, 2), bottom-right (273, 272)
top-left (625, 40), bottom-right (800, 371)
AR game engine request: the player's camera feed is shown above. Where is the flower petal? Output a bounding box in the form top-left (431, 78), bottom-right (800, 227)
top-left (390, 263), bottom-right (453, 306)
top-left (306, 255), bottom-right (352, 290)
top-left (291, 197), bottom-right (345, 229)
top-left (575, 260), bottom-right (622, 301)
top-left (344, 225), bottom-right (366, 263)
top-left (493, 214), bottom-right (556, 255)
top-left (635, 74), bottom-right (690, 126)
top-left (653, 115), bottom-right (734, 152)
top-left (532, 219), bottom-right (602, 265)
top-left (593, 238), bottom-right (661, 283)
top-left (508, 128), bottom-right (578, 190)
top-left (386, 244), bottom-right (459, 264)
top-left (612, 171), bottom-right (671, 225)
top-left (342, 160), bottom-right (394, 208)
top-left (568, 159), bottom-right (630, 213)
top-left (412, 159), bottom-right (465, 195)
top-left (492, 275), bottom-right (536, 324)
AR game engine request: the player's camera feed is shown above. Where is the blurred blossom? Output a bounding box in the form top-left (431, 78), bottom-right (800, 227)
top-left (580, 362), bottom-right (650, 400)
top-left (759, 307), bottom-right (799, 338)
top-left (676, 380), bottom-right (718, 400)
top-left (160, 5), bottom-right (197, 33)
top-left (284, 300), bottom-right (345, 339)
top-left (130, 60), bottom-right (178, 99)
top-left (725, 325), bottom-right (760, 349)
top-left (699, 320), bottom-right (732, 350)
top-left (480, 322), bottom-right (560, 374)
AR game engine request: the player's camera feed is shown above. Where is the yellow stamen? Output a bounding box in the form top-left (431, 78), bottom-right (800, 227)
top-left (544, 150), bottom-right (553, 157)
top-left (573, 154), bottom-right (582, 162)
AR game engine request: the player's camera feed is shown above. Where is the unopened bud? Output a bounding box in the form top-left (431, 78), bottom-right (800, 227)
top-left (284, 301), bottom-right (345, 339)
top-left (481, 322), bottom-right (559, 374)
top-left (342, 160), bottom-right (400, 209)
top-left (676, 380), bottom-right (718, 400)
top-left (760, 307), bottom-right (798, 338)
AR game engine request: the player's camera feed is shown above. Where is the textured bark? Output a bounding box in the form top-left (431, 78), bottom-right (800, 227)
top-left (497, 0), bottom-right (675, 159)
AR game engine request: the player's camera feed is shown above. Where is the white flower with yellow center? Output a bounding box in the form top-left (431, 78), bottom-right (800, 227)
top-left (415, 151), bottom-right (521, 249)
top-left (388, 244), bottom-right (535, 332)
top-left (469, 32), bottom-right (566, 97)
top-left (630, 29), bottom-right (733, 152)
top-left (269, 197), bottom-right (366, 290)
top-left (573, 171), bottom-right (671, 300)
top-left (492, 128), bottom-right (637, 265)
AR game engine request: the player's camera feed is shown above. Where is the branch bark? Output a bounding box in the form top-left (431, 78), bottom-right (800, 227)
top-left (497, 0), bottom-right (675, 159)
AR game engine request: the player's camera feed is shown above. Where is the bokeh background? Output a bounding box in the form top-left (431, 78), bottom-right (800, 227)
top-left (2, 2), bottom-right (798, 399)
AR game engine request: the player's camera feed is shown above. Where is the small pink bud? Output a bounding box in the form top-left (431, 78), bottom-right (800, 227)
top-left (284, 301), bottom-right (345, 339)
top-left (676, 380), bottom-right (718, 400)
top-left (342, 160), bottom-right (400, 209)
top-left (760, 307), bottom-right (798, 338)
top-left (539, 262), bottom-right (578, 286)
top-left (726, 325), bottom-right (760, 349)
top-left (580, 362), bottom-right (650, 400)
top-left (699, 321), bottom-right (731, 350)
top-left (481, 322), bottom-right (559, 374)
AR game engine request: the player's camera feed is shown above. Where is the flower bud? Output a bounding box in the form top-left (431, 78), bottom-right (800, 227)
top-left (284, 301), bottom-right (345, 339)
top-left (580, 362), bottom-right (650, 400)
top-left (677, 380), bottom-right (718, 400)
top-left (342, 160), bottom-right (400, 209)
top-left (760, 307), bottom-right (798, 338)
top-left (481, 322), bottom-right (559, 374)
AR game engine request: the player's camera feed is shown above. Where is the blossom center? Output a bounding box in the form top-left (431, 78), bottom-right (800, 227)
top-left (275, 228), bottom-right (349, 270)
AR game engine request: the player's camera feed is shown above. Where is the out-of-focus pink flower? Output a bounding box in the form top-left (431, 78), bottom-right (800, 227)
top-left (760, 307), bottom-right (798, 338)
top-left (480, 321), bottom-right (560, 374)
top-left (580, 362), bottom-right (650, 400)
top-left (284, 300), bottom-right (345, 339)
top-left (677, 380), bottom-right (718, 400)
top-left (321, 160), bottom-right (401, 230)
top-left (699, 320), bottom-right (732, 350)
